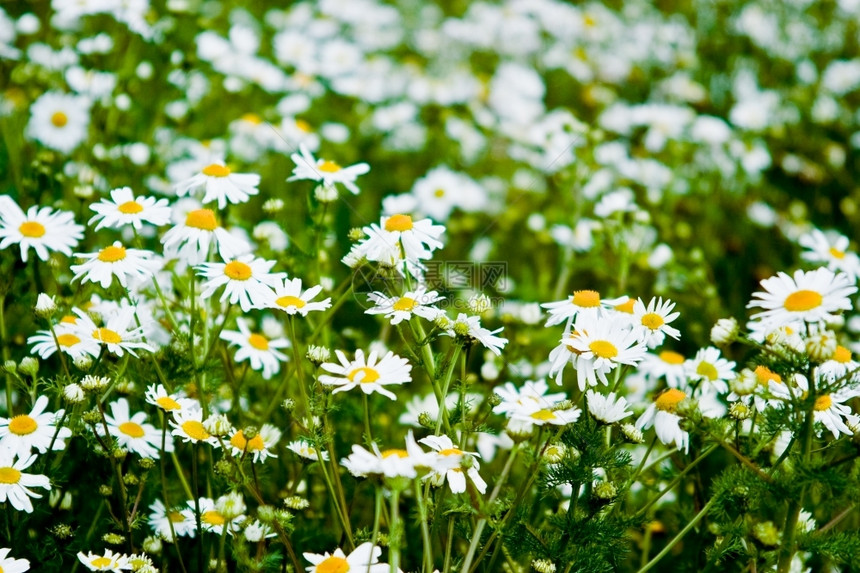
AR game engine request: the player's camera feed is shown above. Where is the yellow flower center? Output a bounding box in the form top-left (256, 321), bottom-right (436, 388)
top-left (294, 119), bottom-right (312, 133)
top-left (51, 111), bottom-right (68, 127)
top-left (641, 313), bottom-right (664, 330)
top-left (393, 297), bottom-right (417, 311)
top-left (185, 209), bottom-right (218, 231)
top-left (347, 367), bottom-right (380, 383)
top-left (97, 245), bottom-right (127, 262)
top-left (434, 188), bottom-right (446, 198)
top-left (230, 431), bottom-right (266, 451)
top-left (168, 511), bottom-right (185, 523)
top-left (202, 510), bottom-right (226, 526)
top-left (118, 200), bottom-right (143, 214)
top-left (276, 295), bottom-right (306, 309)
top-left (18, 221), bottom-right (46, 238)
top-left (655, 389), bottom-right (686, 413)
top-left (156, 396), bottom-right (181, 410)
top-left (91, 557), bottom-right (112, 568)
top-left (530, 409), bottom-right (557, 421)
top-left (241, 113), bottom-right (262, 125)
top-left (583, 13), bottom-right (597, 27)
top-left (696, 361), bottom-right (718, 381)
top-left (247, 334), bottom-right (269, 351)
top-left (224, 261), bottom-right (252, 280)
top-left (614, 299), bottom-right (636, 314)
top-left (181, 420), bottom-right (210, 441)
top-left (783, 290), bottom-right (823, 312)
top-left (814, 394), bottom-right (832, 411)
top-left (0, 467), bottom-right (21, 484)
top-left (384, 214), bottom-right (414, 232)
top-left (93, 328), bottom-right (122, 344)
top-left (589, 340), bottom-right (618, 359)
top-left (318, 160), bottom-right (341, 173)
top-left (317, 556), bottom-right (350, 573)
top-left (381, 449), bottom-right (409, 458)
top-left (834, 345), bottom-right (852, 363)
top-left (60, 315), bottom-right (77, 324)
top-left (754, 365), bottom-right (781, 385)
top-left (439, 448), bottom-right (464, 456)
top-left (57, 333), bottom-right (81, 347)
top-left (659, 350), bottom-right (685, 365)
top-left (572, 290), bottom-right (600, 307)
top-left (118, 421), bottom-right (145, 438)
top-left (8, 415), bottom-right (37, 435)
top-left (202, 164), bottom-right (231, 177)
top-left (829, 247), bottom-right (846, 260)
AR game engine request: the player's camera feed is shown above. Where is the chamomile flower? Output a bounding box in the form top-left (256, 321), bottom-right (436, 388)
top-left (341, 441), bottom-right (419, 479)
top-left (197, 254), bottom-right (285, 312)
top-left (170, 409), bottom-right (221, 447)
top-left (632, 297), bottom-right (681, 348)
top-left (747, 268), bottom-right (856, 329)
top-left (586, 390), bottom-right (633, 424)
top-left (420, 434), bottom-right (487, 494)
top-left (220, 318), bottom-right (290, 379)
top-left (72, 307), bottom-right (153, 357)
top-left (511, 405), bottom-right (581, 427)
top-left (565, 315), bottom-right (648, 390)
top-left (319, 349), bottom-right (412, 400)
top-left (266, 277), bottom-right (332, 316)
top-left (0, 395), bottom-right (71, 458)
top-left (88, 187), bottom-right (171, 231)
top-left (175, 161), bottom-right (261, 209)
top-left (161, 207), bottom-right (249, 266)
top-left (303, 542), bottom-right (389, 573)
top-left (99, 398), bottom-right (173, 459)
top-left (288, 144), bottom-right (370, 195)
top-left (287, 439), bottom-right (330, 461)
top-left (541, 290), bottom-right (629, 328)
top-left (636, 388), bottom-right (690, 453)
top-left (684, 346), bottom-right (735, 395)
top-left (76, 549), bottom-right (130, 572)
top-left (27, 324), bottom-right (100, 360)
top-left (144, 384), bottom-right (197, 414)
top-left (71, 242), bottom-right (161, 289)
top-left (0, 195), bottom-right (84, 263)
top-left (26, 91), bottom-right (91, 153)
top-left (148, 499), bottom-right (196, 541)
top-left (799, 229), bottom-right (860, 280)
top-left (190, 497), bottom-right (245, 536)
top-left (229, 424), bottom-right (281, 463)
top-left (813, 389), bottom-right (860, 439)
top-left (0, 548), bottom-right (30, 572)
top-left (493, 380), bottom-right (566, 417)
top-left (0, 451), bottom-right (50, 513)
top-left (444, 313), bottom-right (508, 356)
top-left (637, 350), bottom-right (688, 388)
top-left (366, 286), bottom-right (443, 325)
top-left (359, 214), bottom-right (446, 267)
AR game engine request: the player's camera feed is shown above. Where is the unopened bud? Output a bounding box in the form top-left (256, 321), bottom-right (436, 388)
top-left (203, 414), bottom-right (232, 437)
top-left (18, 357), bottom-right (38, 377)
top-left (710, 317), bottom-right (739, 346)
top-left (729, 402), bottom-right (752, 420)
top-left (35, 293), bottom-right (58, 318)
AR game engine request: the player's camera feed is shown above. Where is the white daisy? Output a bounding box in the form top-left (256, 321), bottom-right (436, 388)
top-left (175, 160), bottom-right (261, 209)
top-left (220, 318), bottom-right (290, 380)
top-left (0, 195), bottom-right (84, 263)
top-left (637, 350), bottom-right (688, 388)
top-left (303, 542), bottom-right (389, 573)
top-left (0, 451), bottom-right (50, 513)
top-left (684, 346), bottom-right (735, 395)
top-left (0, 395), bottom-right (71, 458)
top-left (492, 380), bottom-right (566, 417)
top-left (266, 277), bottom-right (332, 316)
top-left (99, 398), bottom-right (173, 459)
top-left (364, 213), bottom-right (445, 264)
top-left (511, 406), bottom-right (581, 427)
top-left (287, 439), bottom-right (330, 461)
top-left (288, 144), bottom-right (370, 195)
top-left (799, 229), bottom-right (860, 280)
top-left (586, 390), bottom-right (633, 424)
top-left (170, 409), bottom-right (221, 447)
top-left (0, 547), bottom-right (30, 572)
top-left (631, 297), bottom-right (681, 348)
top-left (365, 285), bottom-right (443, 325)
top-left (229, 424), bottom-right (281, 463)
top-left (813, 389), bottom-right (860, 439)
top-left (541, 289), bottom-right (629, 328)
top-left (26, 91), bottom-right (91, 153)
top-left (88, 187), bottom-right (172, 231)
top-left (419, 434), bottom-right (487, 495)
top-left (189, 496), bottom-right (245, 536)
top-left (71, 242), bottom-right (161, 289)
top-left (161, 207), bottom-right (250, 266)
top-left (636, 388), bottom-right (690, 453)
top-left (197, 254), bottom-right (285, 312)
top-left (148, 499), bottom-right (197, 541)
top-left (341, 441), bottom-right (419, 479)
top-left (817, 345), bottom-right (860, 384)
top-left (444, 313), bottom-right (508, 356)
top-left (71, 307), bottom-right (153, 358)
top-left (565, 315), bottom-right (648, 390)
top-left (319, 349), bottom-right (412, 400)
top-left (76, 549), bottom-right (130, 572)
top-left (27, 323), bottom-right (100, 360)
top-left (747, 268), bottom-right (856, 329)
top-left (144, 384), bottom-right (197, 414)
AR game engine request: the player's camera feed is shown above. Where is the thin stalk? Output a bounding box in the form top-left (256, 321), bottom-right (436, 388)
top-left (160, 415), bottom-right (189, 573)
top-left (389, 488), bottom-right (402, 573)
top-left (637, 498), bottom-right (715, 573)
top-left (435, 345), bottom-right (461, 435)
top-left (191, 443), bottom-right (204, 573)
top-left (363, 393), bottom-right (374, 446)
top-left (315, 446), bottom-right (355, 549)
top-left (414, 479), bottom-right (434, 573)
top-left (287, 315), bottom-right (310, 417)
top-left (635, 444), bottom-right (718, 518)
top-left (368, 485), bottom-right (383, 573)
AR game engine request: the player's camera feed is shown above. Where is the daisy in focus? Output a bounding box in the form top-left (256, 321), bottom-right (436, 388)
top-left (170, 409), bottom-right (221, 447)
top-left (493, 380), bottom-right (566, 417)
top-left (72, 307), bottom-right (153, 358)
top-left (76, 549), bottom-right (129, 572)
top-left (98, 398), bottom-right (173, 459)
top-left (26, 91), bottom-right (91, 153)
top-left (149, 499), bottom-right (196, 541)
top-left (0, 195), bottom-right (84, 263)
top-left (71, 242), bottom-right (161, 289)
top-left (220, 318), bottom-right (290, 379)
top-left (197, 254), bottom-right (285, 312)
top-left (161, 207), bottom-right (250, 266)
top-left (0, 451), bottom-right (51, 513)
top-left (420, 434), bottom-right (487, 494)
top-left (190, 496), bottom-right (246, 536)
top-left (565, 315), bottom-right (648, 390)
top-left (287, 439), bottom-right (330, 461)
top-left (229, 424), bottom-right (282, 463)
top-left (288, 144), bottom-right (370, 195)
top-left (266, 277), bottom-right (332, 316)
top-left (812, 389), bottom-right (860, 439)
top-left (684, 346), bottom-right (736, 395)
top-left (443, 313), bottom-right (508, 356)
top-left (303, 542), bottom-right (389, 573)
top-left (319, 349), bottom-right (412, 400)
top-left (0, 395), bottom-right (71, 458)
top-left (636, 388), bottom-right (691, 453)
top-left (747, 268), bottom-right (856, 329)
top-left (145, 384), bottom-right (197, 414)
top-left (632, 297), bottom-right (681, 348)
top-left (511, 405), bottom-right (581, 427)
top-left (28, 321), bottom-right (100, 360)
top-left (175, 160), bottom-right (261, 209)
top-left (365, 285), bottom-right (443, 325)
top-left (88, 187), bottom-right (172, 231)
top-left (541, 289), bottom-right (629, 328)
top-left (586, 390), bottom-right (634, 424)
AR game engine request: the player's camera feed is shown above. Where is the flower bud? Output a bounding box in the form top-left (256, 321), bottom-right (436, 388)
top-left (283, 496), bottom-right (309, 510)
top-left (73, 355), bottom-right (93, 371)
top-left (710, 317), bottom-right (738, 346)
top-left (306, 345), bottom-right (331, 365)
top-left (103, 533), bottom-right (125, 545)
top-left (543, 443), bottom-right (566, 464)
top-left (63, 383), bottom-right (85, 403)
top-left (730, 369), bottom-right (758, 396)
top-left (729, 402), bottom-right (751, 420)
top-left (142, 536), bottom-right (162, 555)
top-left (417, 412), bottom-right (434, 429)
top-left (532, 559), bottom-right (556, 573)
top-left (593, 481), bottom-right (617, 500)
top-left (314, 184), bottom-right (338, 203)
top-left (753, 521), bottom-right (780, 546)
top-left (216, 492), bottom-right (246, 521)
top-left (620, 423), bottom-right (644, 443)
top-left (35, 293), bottom-right (58, 318)
top-left (18, 357), bottom-right (38, 378)
top-left (203, 414), bottom-right (233, 437)
top-left (806, 331), bottom-right (837, 363)
top-left (81, 375), bottom-right (110, 392)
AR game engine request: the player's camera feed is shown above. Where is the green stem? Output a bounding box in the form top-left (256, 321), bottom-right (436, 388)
top-left (414, 478), bottom-right (434, 573)
top-left (191, 443), bottom-right (204, 573)
top-left (637, 498), bottom-right (715, 573)
top-left (287, 315), bottom-right (310, 418)
top-left (363, 393), bottom-right (374, 446)
top-left (389, 488), bottom-right (402, 573)
top-left (435, 345), bottom-right (461, 435)
top-left (635, 444), bottom-right (718, 518)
